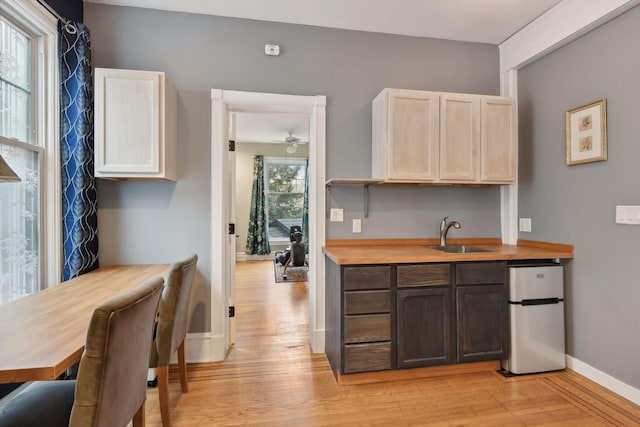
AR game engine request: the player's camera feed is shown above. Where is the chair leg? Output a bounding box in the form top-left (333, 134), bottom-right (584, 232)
top-left (133, 400), bottom-right (145, 427)
top-left (178, 340), bottom-right (188, 393)
top-left (157, 365), bottom-right (171, 427)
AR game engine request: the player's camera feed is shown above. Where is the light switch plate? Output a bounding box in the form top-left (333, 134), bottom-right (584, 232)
top-left (352, 219), bottom-right (361, 233)
top-left (330, 208), bottom-right (344, 222)
top-left (616, 205), bottom-right (640, 224)
top-left (519, 218), bottom-right (532, 232)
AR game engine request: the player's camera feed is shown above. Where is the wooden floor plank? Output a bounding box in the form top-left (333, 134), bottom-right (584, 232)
top-left (144, 260), bottom-right (639, 426)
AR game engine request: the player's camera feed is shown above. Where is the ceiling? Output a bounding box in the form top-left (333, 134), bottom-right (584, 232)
top-left (235, 113), bottom-right (309, 145)
top-left (85, 0), bottom-right (563, 45)
top-left (85, 0), bottom-right (564, 142)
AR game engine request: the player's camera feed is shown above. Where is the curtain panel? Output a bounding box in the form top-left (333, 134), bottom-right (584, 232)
top-left (60, 22), bottom-right (99, 280)
top-left (246, 155), bottom-right (270, 255)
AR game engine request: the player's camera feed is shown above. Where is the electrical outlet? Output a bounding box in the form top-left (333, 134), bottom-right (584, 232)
top-left (330, 208), bottom-right (344, 222)
top-left (519, 218), bottom-right (532, 232)
top-left (352, 219), bottom-right (361, 233)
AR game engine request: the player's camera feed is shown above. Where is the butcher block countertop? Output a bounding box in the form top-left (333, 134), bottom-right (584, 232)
top-left (324, 238), bottom-right (573, 265)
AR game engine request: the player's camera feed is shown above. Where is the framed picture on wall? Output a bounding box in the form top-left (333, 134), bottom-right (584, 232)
top-left (565, 98), bottom-right (607, 165)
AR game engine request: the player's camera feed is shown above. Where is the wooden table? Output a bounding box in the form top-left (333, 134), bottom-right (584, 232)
top-left (0, 264), bottom-right (168, 384)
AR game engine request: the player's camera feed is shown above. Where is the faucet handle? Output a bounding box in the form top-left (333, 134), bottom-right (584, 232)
top-left (440, 216), bottom-right (448, 232)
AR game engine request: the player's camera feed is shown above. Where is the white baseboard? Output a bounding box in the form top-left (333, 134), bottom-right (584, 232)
top-left (310, 328), bottom-right (325, 354)
top-left (183, 330), bottom-right (323, 362)
top-left (235, 252), bottom-right (274, 261)
top-left (181, 332), bottom-right (226, 363)
top-left (566, 355), bottom-right (640, 405)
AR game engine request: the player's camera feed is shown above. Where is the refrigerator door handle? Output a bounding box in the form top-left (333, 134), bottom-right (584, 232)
top-left (518, 297), bottom-right (562, 306)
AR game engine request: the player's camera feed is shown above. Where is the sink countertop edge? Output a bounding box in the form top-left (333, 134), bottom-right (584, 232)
top-left (323, 238), bottom-right (574, 265)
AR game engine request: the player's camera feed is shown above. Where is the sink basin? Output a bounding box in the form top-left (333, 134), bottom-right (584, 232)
top-left (426, 244), bottom-right (490, 253)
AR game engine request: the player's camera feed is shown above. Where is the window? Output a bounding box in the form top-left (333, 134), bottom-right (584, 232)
top-left (264, 158), bottom-right (306, 244)
top-left (0, 2), bottom-right (59, 304)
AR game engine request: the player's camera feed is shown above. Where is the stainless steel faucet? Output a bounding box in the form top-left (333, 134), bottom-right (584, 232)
top-left (439, 216), bottom-right (461, 246)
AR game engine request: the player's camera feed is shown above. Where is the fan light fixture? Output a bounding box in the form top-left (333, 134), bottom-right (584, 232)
top-left (0, 154), bottom-right (21, 182)
top-left (274, 131), bottom-right (306, 154)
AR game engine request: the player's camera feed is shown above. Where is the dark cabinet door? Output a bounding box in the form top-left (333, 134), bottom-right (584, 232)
top-left (397, 287), bottom-right (452, 368)
top-left (456, 284), bottom-right (508, 363)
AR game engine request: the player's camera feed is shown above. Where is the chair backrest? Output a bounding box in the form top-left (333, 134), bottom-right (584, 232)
top-left (154, 254), bottom-right (198, 366)
top-left (69, 276), bottom-right (164, 427)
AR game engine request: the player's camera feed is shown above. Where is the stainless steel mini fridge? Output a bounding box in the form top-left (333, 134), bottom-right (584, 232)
top-left (503, 263), bottom-right (566, 374)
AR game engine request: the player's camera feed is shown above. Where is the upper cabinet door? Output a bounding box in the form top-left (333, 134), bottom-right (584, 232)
top-left (480, 97), bottom-right (517, 183)
top-left (372, 89), bottom-right (439, 182)
top-left (94, 68), bottom-right (177, 180)
top-left (439, 94), bottom-right (479, 182)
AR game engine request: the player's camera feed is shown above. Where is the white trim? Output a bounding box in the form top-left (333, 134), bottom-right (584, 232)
top-left (499, 0), bottom-right (640, 73)
top-left (211, 89), bottom-right (326, 361)
top-left (1, 0), bottom-right (62, 288)
top-left (308, 97), bottom-right (326, 353)
top-left (165, 333), bottom-right (226, 364)
top-left (235, 253), bottom-right (273, 261)
top-left (264, 157), bottom-right (307, 165)
top-left (566, 355), bottom-right (640, 405)
top-left (499, 70), bottom-right (518, 245)
top-left (311, 327), bottom-right (325, 353)
top-left (183, 333), bottom-right (225, 363)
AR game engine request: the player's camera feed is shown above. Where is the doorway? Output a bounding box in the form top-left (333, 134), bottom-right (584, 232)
top-left (210, 90), bottom-right (326, 360)
top-left (234, 112), bottom-right (310, 258)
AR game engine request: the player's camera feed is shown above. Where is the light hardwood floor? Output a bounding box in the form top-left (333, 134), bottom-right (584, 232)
top-left (145, 260), bottom-right (640, 426)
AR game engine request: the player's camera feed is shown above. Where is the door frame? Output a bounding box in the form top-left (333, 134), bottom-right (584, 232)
top-left (210, 89), bottom-right (326, 360)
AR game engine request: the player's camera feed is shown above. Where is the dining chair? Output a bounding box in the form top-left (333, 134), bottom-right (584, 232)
top-left (0, 276), bottom-right (164, 427)
top-left (149, 253), bottom-right (198, 427)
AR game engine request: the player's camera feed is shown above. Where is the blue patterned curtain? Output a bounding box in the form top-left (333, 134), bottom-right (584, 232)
top-left (301, 158), bottom-right (309, 252)
top-left (246, 155), bottom-right (270, 255)
top-left (60, 22), bottom-right (99, 280)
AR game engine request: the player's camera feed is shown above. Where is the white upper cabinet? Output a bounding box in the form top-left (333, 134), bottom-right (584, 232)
top-left (480, 96), bottom-right (517, 183)
top-left (372, 88), bottom-right (516, 185)
top-left (372, 89), bottom-right (439, 182)
top-left (94, 68), bottom-right (177, 180)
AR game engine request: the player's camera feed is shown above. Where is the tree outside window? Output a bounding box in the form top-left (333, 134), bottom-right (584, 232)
top-left (0, 15), bottom-right (41, 304)
top-left (264, 159), bottom-right (306, 242)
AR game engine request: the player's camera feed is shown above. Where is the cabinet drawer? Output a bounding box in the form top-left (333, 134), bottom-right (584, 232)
top-left (397, 263), bottom-right (450, 288)
top-left (344, 290), bottom-right (390, 315)
top-left (344, 314), bottom-right (391, 343)
top-left (344, 342), bottom-right (392, 373)
top-left (344, 266), bottom-right (391, 290)
top-left (456, 262), bottom-right (506, 285)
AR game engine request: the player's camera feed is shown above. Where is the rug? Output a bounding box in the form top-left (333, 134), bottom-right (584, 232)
top-left (274, 261), bottom-right (307, 283)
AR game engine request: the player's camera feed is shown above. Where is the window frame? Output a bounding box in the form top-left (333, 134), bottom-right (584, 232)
top-left (263, 157), bottom-right (307, 244)
top-left (1, 0), bottom-right (61, 291)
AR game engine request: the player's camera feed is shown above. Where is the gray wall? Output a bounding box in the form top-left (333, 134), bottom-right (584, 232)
top-left (518, 6), bottom-right (640, 389)
top-left (85, 4), bottom-right (501, 333)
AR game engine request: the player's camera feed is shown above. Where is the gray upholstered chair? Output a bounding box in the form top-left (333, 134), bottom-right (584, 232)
top-left (149, 254), bottom-right (198, 427)
top-left (0, 276), bottom-right (164, 427)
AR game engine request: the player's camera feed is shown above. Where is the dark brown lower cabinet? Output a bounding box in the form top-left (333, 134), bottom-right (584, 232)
top-left (456, 284), bottom-right (508, 363)
top-left (326, 257), bottom-right (510, 380)
top-left (325, 259), bottom-right (393, 376)
top-left (396, 287), bottom-right (452, 368)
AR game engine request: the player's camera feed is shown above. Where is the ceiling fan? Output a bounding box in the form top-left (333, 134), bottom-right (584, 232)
top-left (274, 131), bottom-right (308, 153)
